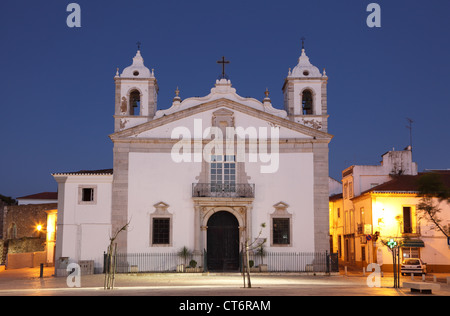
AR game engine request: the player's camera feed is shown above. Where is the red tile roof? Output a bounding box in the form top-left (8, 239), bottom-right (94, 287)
top-left (16, 192), bottom-right (58, 200)
top-left (362, 171), bottom-right (450, 194)
top-left (52, 168), bottom-right (113, 176)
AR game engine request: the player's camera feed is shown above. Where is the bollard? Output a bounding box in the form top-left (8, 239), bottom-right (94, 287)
top-left (410, 273), bottom-right (414, 280)
top-left (39, 263), bottom-right (44, 278)
top-left (363, 267), bottom-right (366, 276)
top-left (433, 275), bottom-right (437, 283)
top-left (344, 266), bottom-right (347, 276)
top-left (422, 274), bottom-right (426, 282)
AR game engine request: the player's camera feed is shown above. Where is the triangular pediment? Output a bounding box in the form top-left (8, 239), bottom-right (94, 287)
top-left (153, 201), bottom-right (169, 208)
top-left (109, 98), bottom-right (332, 141)
top-left (212, 108), bottom-right (234, 116)
top-left (273, 201), bottom-right (289, 209)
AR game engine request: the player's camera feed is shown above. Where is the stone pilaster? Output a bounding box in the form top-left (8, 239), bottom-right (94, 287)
top-left (313, 142), bottom-right (330, 253)
top-left (111, 142), bottom-right (130, 253)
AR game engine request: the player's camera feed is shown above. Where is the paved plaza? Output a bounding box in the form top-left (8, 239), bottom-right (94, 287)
top-left (0, 266), bottom-right (449, 297)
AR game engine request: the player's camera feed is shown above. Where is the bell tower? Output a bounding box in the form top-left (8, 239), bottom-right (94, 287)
top-left (114, 48), bottom-right (158, 132)
top-left (282, 41), bottom-right (328, 132)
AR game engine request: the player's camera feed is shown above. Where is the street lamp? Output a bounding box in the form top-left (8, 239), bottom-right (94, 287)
top-left (36, 224), bottom-right (43, 238)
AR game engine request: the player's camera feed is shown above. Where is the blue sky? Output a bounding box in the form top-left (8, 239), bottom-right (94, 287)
top-left (1, 0), bottom-right (449, 198)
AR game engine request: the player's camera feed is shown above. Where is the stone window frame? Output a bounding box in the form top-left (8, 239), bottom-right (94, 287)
top-left (270, 202), bottom-right (293, 247)
top-left (149, 202), bottom-right (173, 247)
top-left (78, 185), bottom-right (97, 205)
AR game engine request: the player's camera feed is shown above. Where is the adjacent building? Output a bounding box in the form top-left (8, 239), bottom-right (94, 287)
top-left (330, 148), bottom-right (450, 272)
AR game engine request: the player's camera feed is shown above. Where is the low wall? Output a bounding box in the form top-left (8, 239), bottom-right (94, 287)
top-left (7, 251), bottom-right (46, 269)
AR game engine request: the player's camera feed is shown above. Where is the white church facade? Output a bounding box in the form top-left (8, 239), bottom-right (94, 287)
top-left (52, 45), bottom-right (333, 273)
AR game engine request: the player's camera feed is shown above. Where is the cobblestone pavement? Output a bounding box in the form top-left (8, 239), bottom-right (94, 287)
top-left (0, 267), bottom-right (449, 297)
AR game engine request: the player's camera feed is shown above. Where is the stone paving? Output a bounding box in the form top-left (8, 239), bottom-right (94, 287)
top-left (0, 266), bottom-right (449, 297)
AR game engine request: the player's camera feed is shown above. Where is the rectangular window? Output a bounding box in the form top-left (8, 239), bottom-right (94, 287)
top-left (403, 206), bottom-right (412, 233)
top-left (152, 218), bottom-right (170, 245)
top-left (273, 218), bottom-right (290, 245)
top-left (82, 188), bottom-right (94, 202)
top-left (210, 155), bottom-right (236, 192)
top-left (360, 207), bottom-right (365, 227)
top-left (78, 185), bottom-right (97, 205)
top-left (338, 235), bottom-right (342, 258)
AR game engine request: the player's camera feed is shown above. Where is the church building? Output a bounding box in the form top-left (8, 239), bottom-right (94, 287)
top-left (52, 44), bottom-right (333, 273)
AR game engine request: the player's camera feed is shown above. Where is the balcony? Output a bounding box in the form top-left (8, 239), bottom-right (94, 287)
top-left (192, 183), bottom-right (255, 198)
top-left (402, 225), bottom-right (421, 236)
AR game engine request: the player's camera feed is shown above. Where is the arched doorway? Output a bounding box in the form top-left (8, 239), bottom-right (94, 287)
top-left (207, 211), bottom-right (240, 271)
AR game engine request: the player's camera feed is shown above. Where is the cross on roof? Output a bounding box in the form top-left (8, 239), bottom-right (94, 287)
top-left (137, 41), bottom-right (141, 50)
top-left (217, 56), bottom-right (230, 79)
top-left (301, 37), bottom-right (306, 49)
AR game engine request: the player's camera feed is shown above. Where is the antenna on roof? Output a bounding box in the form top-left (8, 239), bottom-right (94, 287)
top-left (406, 117), bottom-right (413, 151)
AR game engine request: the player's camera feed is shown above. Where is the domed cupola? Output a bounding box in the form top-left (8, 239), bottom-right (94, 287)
top-left (120, 50), bottom-right (154, 79)
top-left (288, 48), bottom-right (322, 78)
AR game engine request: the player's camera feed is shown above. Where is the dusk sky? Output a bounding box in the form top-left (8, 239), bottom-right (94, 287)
top-left (1, 0), bottom-right (449, 198)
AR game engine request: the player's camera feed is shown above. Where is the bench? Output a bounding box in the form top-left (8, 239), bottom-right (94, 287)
top-left (403, 282), bottom-right (440, 294)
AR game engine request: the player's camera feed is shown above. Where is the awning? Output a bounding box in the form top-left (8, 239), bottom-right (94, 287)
top-left (401, 239), bottom-right (425, 248)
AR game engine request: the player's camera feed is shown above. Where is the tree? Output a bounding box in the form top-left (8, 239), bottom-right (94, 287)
top-left (104, 220), bottom-right (130, 290)
top-left (416, 173), bottom-right (449, 238)
top-left (242, 223), bottom-right (266, 288)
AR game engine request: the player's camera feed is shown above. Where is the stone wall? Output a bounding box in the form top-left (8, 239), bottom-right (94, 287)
top-left (7, 237), bottom-right (45, 254)
top-left (2, 203), bottom-right (56, 239)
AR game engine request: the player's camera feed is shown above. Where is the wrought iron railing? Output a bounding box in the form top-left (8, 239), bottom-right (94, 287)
top-left (106, 251), bottom-right (338, 273)
top-left (192, 183), bottom-right (255, 198)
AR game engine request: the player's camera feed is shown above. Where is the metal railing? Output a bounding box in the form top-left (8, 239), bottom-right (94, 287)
top-left (246, 251), bottom-right (338, 273)
top-left (192, 183), bottom-right (255, 198)
top-left (108, 252), bottom-right (205, 273)
top-left (106, 251), bottom-right (338, 273)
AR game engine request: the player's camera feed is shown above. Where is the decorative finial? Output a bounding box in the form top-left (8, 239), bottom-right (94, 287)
top-left (116, 67), bottom-right (119, 76)
top-left (301, 37), bottom-right (306, 50)
top-left (136, 41), bottom-right (141, 51)
top-left (264, 88), bottom-right (270, 98)
top-left (173, 86), bottom-right (181, 103)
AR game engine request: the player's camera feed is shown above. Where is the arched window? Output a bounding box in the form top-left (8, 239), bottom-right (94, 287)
top-left (129, 90), bottom-right (141, 116)
top-left (302, 90), bottom-right (313, 115)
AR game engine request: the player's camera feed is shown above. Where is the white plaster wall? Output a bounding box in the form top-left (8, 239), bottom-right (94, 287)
top-left (127, 151), bottom-right (316, 254)
top-left (247, 152), bottom-right (315, 253)
top-left (137, 107), bottom-right (313, 140)
top-left (17, 199), bottom-right (57, 205)
top-left (127, 152), bottom-right (202, 253)
top-left (372, 195), bottom-right (450, 267)
top-left (54, 175), bottom-right (112, 267)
